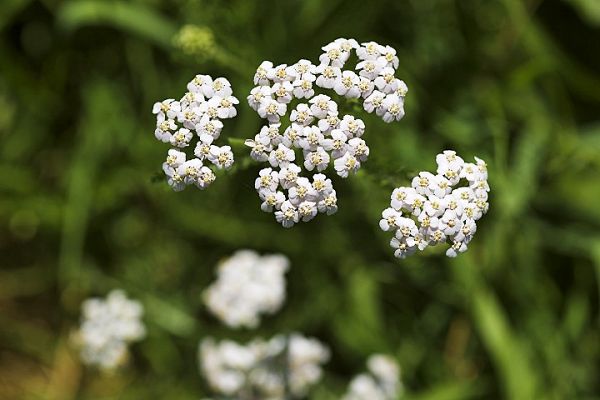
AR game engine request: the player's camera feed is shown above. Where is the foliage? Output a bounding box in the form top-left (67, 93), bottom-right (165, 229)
top-left (0, 0), bottom-right (599, 399)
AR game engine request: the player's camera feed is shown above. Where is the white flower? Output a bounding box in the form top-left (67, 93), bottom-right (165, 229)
top-left (153, 73), bottom-right (238, 191)
top-left (334, 70), bottom-right (361, 98)
top-left (155, 118), bottom-right (177, 143)
top-left (187, 74), bottom-right (213, 96)
top-left (197, 97), bottom-right (220, 120)
top-left (379, 208), bottom-right (402, 231)
top-left (423, 195), bottom-right (447, 217)
top-left (289, 177), bottom-right (317, 205)
top-left (245, 134), bottom-right (273, 162)
top-left (259, 190), bottom-right (286, 212)
top-left (76, 290), bottom-right (145, 370)
top-left (334, 152), bottom-right (360, 178)
top-left (315, 65), bottom-right (341, 89)
top-left (322, 128), bottom-right (349, 159)
top-left (215, 95), bottom-right (239, 119)
top-left (381, 152), bottom-right (490, 259)
top-left (343, 353), bottom-right (402, 400)
top-left (180, 158), bottom-right (204, 186)
top-left (287, 334), bottom-right (330, 396)
top-left (165, 165), bottom-right (186, 191)
top-left (446, 240), bottom-right (468, 258)
top-left (379, 45), bottom-right (399, 69)
top-left (381, 94), bottom-right (405, 123)
top-left (199, 333), bottom-right (328, 399)
top-left (309, 94), bottom-right (338, 119)
top-left (293, 76), bottom-right (316, 99)
top-left (260, 123), bottom-right (283, 146)
top-left (254, 61), bottom-right (274, 85)
top-left (339, 115), bottom-right (365, 138)
top-left (208, 145), bottom-right (234, 169)
top-left (282, 124), bottom-right (303, 148)
top-left (374, 67), bottom-right (400, 93)
top-left (298, 201), bottom-right (318, 222)
top-left (439, 210), bottom-right (462, 236)
top-left (320, 41), bottom-right (349, 67)
top-left (278, 163), bottom-right (301, 189)
top-left (196, 115), bottom-right (224, 139)
top-left (247, 39), bottom-right (409, 227)
top-left (303, 147), bottom-right (330, 172)
top-left (298, 125), bottom-right (325, 151)
top-left (180, 91), bottom-right (204, 109)
top-left (358, 76), bottom-right (375, 98)
top-left (170, 128), bottom-right (193, 148)
top-left (394, 79), bottom-right (408, 97)
top-left (411, 171), bottom-right (437, 196)
top-left (292, 59), bottom-right (317, 79)
top-left (390, 187), bottom-right (424, 216)
top-left (203, 250), bottom-right (290, 328)
top-left (336, 37), bottom-right (359, 52)
top-left (363, 90), bottom-right (386, 114)
top-left (275, 200), bottom-right (299, 228)
top-left (152, 99), bottom-right (181, 121)
top-left (194, 134), bottom-right (213, 160)
top-left (255, 168), bottom-right (279, 192)
top-left (348, 137), bottom-right (369, 161)
top-left (290, 103), bottom-right (315, 126)
top-left (317, 114), bottom-right (340, 134)
top-left (356, 58), bottom-right (386, 80)
top-left (357, 41), bottom-right (385, 60)
top-left (258, 98), bottom-right (287, 123)
top-left (268, 63), bottom-right (296, 83)
top-left (196, 166), bottom-right (216, 189)
top-left (163, 149), bottom-right (186, 176)
top-left (437, 150), bottom-right (465, 184)
top-left (317, 190), bottom-right (338, 215)
top-left (208, 77), bottom-right (233, 98)
top-left (180, 107), bottom-right (201, 126)
top-left (311, 173), bottom-right (333, 196)
top-left (247, 85), bottom-right (272, 111)
top-left (268, 143), bottom-right (295, 168)
top-left (272, 81), bottom-right (294, 104)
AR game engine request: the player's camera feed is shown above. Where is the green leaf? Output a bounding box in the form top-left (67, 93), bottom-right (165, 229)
top-left (57, 1), bottom-right (177, 48)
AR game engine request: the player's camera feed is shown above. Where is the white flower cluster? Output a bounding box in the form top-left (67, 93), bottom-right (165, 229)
top-left (75, 290), bottom-right (145, 370)
top-left (246, 38), bottom-right (408, 228)
top-left (152, 75), bottom-right (238, 191)
top-left (199, 334), bottom-right (329, 399)
top-left (203, 249), bottom-right (290, 329)
top-left (380, 151), bottom-right (490, 258)
top-left (343, 354), bottom-right (402, 400)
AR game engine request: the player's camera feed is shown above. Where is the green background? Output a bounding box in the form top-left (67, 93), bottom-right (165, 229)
top-left (1, 0), bottom-right (599, 398)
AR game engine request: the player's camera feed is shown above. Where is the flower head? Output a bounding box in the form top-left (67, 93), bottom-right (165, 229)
top-left (152, 75), bottom-right (238, 191)
top-left (75, 290), bottom-right (145, 370)
top-left (246, 38), bottom-right (408, 227)
top-left (381, 152), bottom-right (490, 259)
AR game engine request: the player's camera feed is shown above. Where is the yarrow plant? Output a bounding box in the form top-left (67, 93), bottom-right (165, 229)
top-left (199, 334), bottom-right (330, 400)
top-left (380, 151), bottom-right (490, 258)
top-left (74, 290), bottom-right (145, 370)
top-left (342, 354), bottom-right (402, 400)
top-left (152, 75), bottom-right (238, 191)
top-left (203, 249), bottom-right (290, 329)
top-left (246, 38), bottom-right (408, 227)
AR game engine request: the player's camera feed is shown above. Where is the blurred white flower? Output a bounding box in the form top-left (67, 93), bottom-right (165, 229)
top-left (75, 290), bottom-right (145, 370)
top-left (204, 250), bottom-right (290, 328)
top-left (152, 74), bottom-right (238, 191)
top-left (246, 38), bottom-right (408, 227)
top-left (199, 333), bottom-right (329, 399)
top-left (381, 151), bottom-right (490, 259)
top-left (343, 354), bottom-right (402, 400)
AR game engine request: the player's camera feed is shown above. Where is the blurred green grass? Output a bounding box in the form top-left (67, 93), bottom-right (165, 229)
top-left (0, 0), bottom-right (599, 399)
